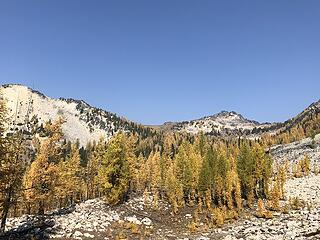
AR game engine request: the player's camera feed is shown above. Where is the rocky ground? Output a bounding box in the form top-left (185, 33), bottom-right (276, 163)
top-left (2, 175), bottom-right (320, 240)
top-left (219, 175), bottom-right (320, 240)
top-left (270, 134), bottom-right (320, 165)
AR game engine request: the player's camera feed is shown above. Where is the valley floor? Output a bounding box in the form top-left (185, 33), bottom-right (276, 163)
top-left (2, 174), bottom-right (320, 240)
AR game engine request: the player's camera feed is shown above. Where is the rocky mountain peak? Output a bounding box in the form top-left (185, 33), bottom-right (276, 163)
top-left (0, 84), bottom-right (149, 146)
top-left (205, 110), bottom-right (247, 122)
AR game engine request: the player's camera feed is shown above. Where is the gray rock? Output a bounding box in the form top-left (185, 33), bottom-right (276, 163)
top-left (73, 230), bottom-right (83, 237)
top-left (83, 232), bottom-right (95, 238)
top-left (142, 217), bottom-right (152, 226)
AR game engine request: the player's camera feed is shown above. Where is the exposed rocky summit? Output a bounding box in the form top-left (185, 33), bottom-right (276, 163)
top-left (162, 111), bottom-right (272, 136)
top-left (0, 84), bottom-right (150, 146)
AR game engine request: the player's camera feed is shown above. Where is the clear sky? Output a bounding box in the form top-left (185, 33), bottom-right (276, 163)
top-left (0, 1), bottom-right (320, 125)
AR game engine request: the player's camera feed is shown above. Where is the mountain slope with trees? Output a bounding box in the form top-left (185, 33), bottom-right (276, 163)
top-left (0, 84), bottom-right (155, 146)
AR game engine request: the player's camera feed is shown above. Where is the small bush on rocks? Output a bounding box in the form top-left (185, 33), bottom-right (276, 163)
top-left (290, 197), bottom-right (305, 210)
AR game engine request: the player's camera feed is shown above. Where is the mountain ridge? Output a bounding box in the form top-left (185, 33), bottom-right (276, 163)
top-left (0, 84), bottom-right (151, 146)
top-left (1, 83), bottom-right (320, 143)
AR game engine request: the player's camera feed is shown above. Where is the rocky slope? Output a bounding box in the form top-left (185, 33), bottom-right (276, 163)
top-left (270, 134), bottom-right (320, 165)
top-left (276, 100), bottom-right (320, 135)
top-left (0, 84), bottom-right (150, 146)
top-left (220, 175), bottom-right (320, 240)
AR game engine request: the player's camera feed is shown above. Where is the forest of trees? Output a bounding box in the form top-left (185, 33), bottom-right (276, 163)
top-left (0, 97), bottom-right (296, 233)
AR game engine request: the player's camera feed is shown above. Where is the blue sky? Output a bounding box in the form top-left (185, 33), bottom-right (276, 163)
top-left (0, 1), bottom-right (320, 124)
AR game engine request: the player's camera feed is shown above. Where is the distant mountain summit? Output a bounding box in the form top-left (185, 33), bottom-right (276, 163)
top-left (161, 110), bottom-right (272, 136)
